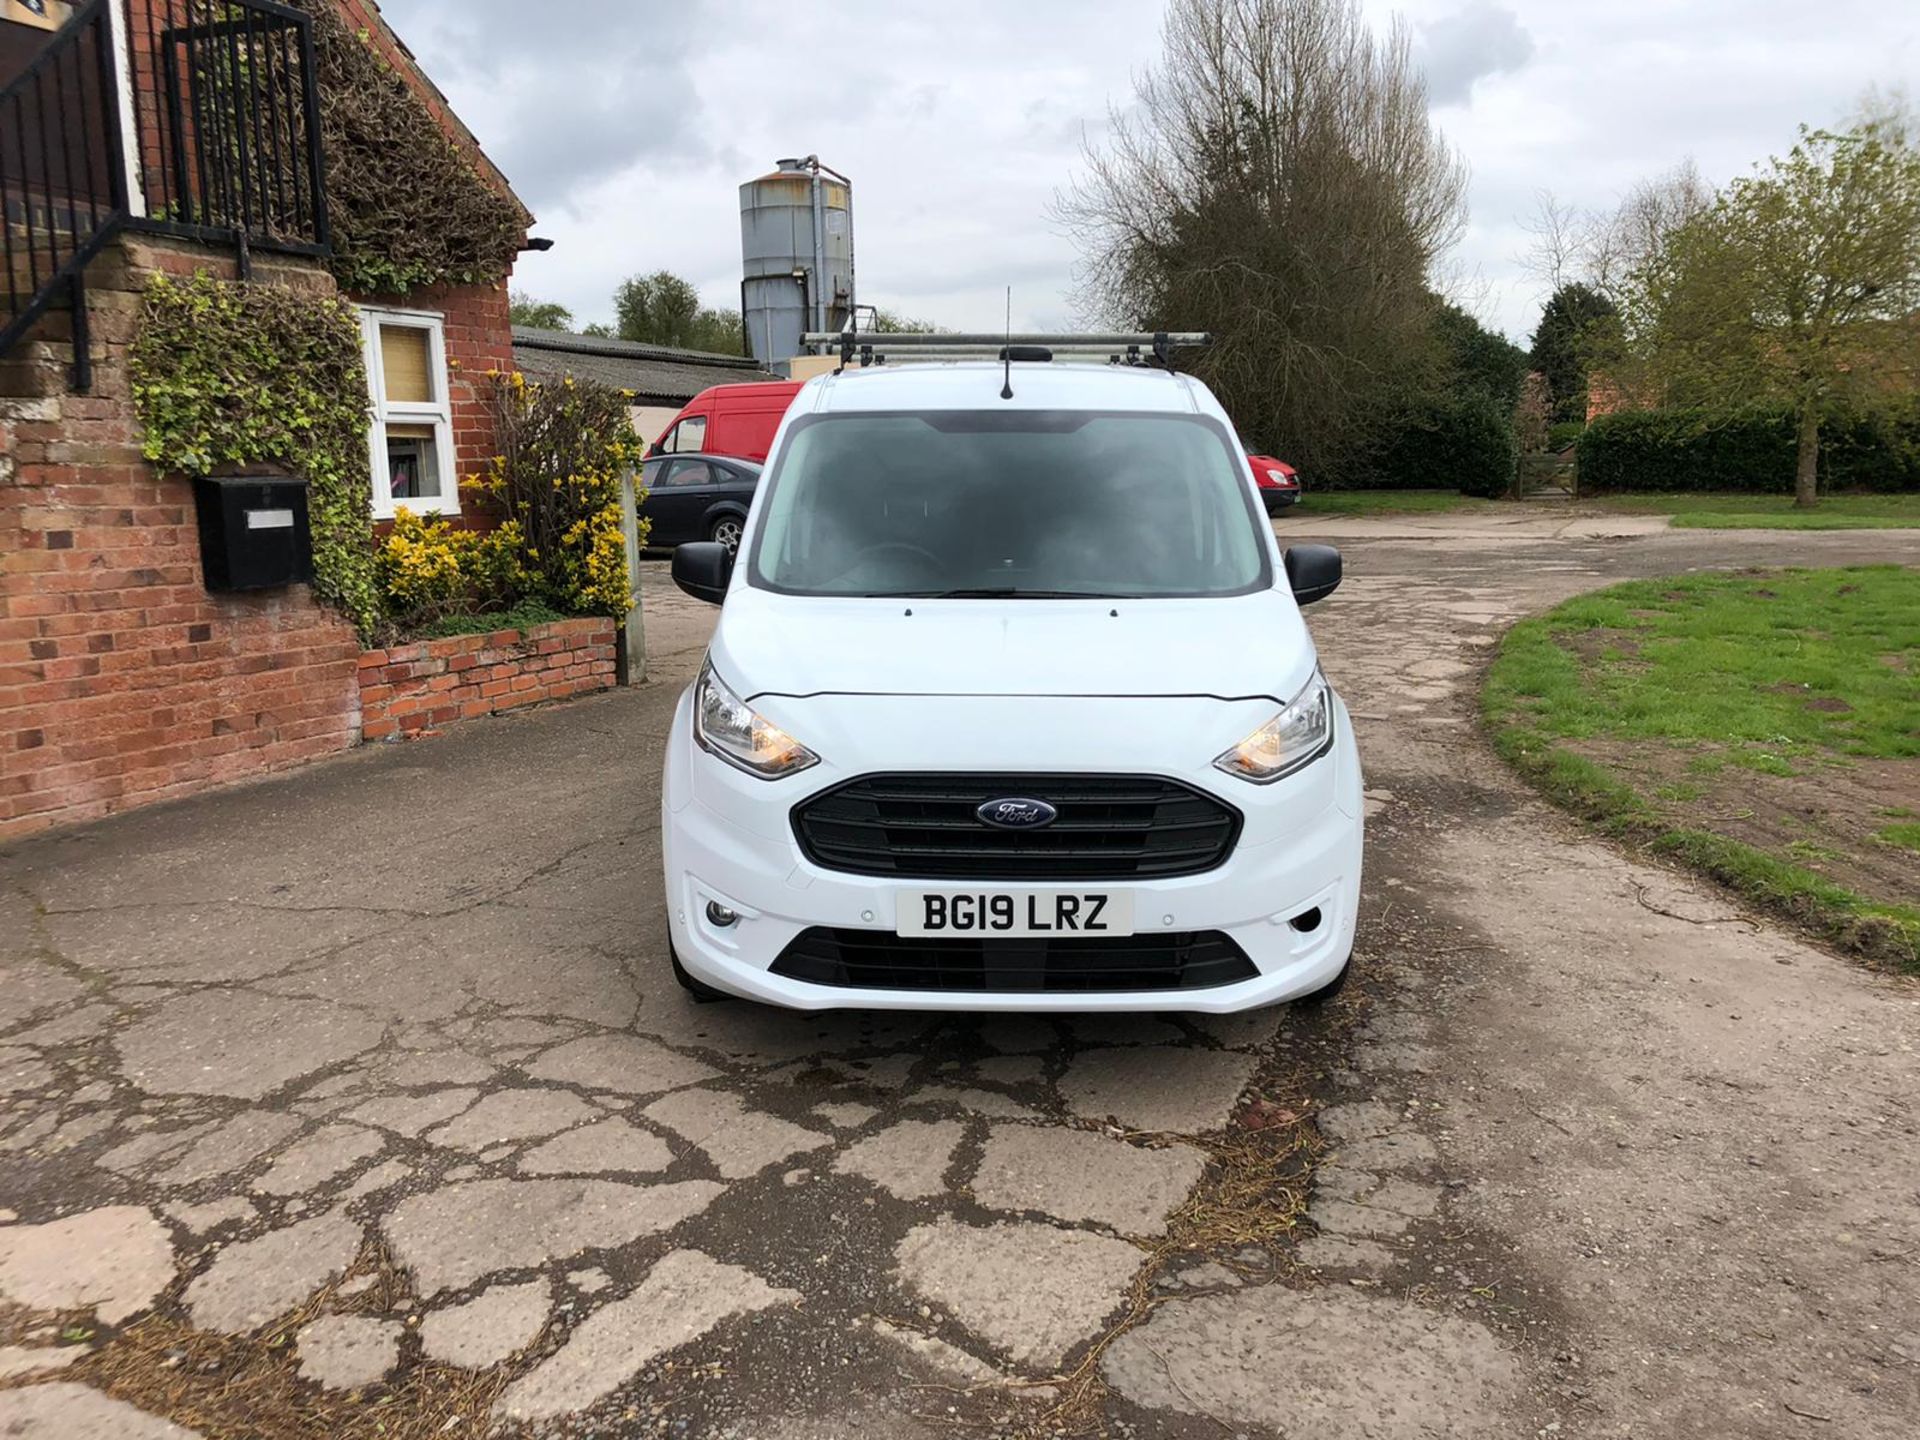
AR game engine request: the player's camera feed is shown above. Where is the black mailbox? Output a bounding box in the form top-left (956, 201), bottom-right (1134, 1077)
top-left (192, 475), bottom-right (314, 592)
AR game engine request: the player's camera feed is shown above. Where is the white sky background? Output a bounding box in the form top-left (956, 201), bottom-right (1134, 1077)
top-left (377, 0), bottom-right (1920, 344)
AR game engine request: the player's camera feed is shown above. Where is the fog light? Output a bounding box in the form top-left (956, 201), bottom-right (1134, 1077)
top-left (705, 901), bottom-right (740, 928)
top-left (1288, 906), bottom-right (1323, 933)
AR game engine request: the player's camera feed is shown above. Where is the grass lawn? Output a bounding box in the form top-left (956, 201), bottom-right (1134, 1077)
top-left (1484, 565), bottom-right (1920, 971)
top-left (1588, 492), bottom-right (1920, 529)
top-left (1297, 489), bottom-right (1497, 517)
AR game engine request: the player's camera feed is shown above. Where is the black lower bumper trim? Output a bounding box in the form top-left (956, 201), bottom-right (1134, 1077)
top-left (769, 927), bottom-right (1259, 993)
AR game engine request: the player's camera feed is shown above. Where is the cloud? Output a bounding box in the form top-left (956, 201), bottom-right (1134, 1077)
top-left (379, 0), bottom-right (1920, 345)
top-left (1417, 3), bottom-right (1535, 107)
top-left (379, 0), bottom-right (712, 210)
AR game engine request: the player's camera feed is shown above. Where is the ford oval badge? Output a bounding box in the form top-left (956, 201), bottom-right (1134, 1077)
top-left (976, 797), bottom-right (1058, 829)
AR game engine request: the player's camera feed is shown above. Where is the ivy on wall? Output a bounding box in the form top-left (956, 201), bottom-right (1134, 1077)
top-left (290, 0), bottom-right (526, 296)
top-left (130, 272), bottom-right (383, 639)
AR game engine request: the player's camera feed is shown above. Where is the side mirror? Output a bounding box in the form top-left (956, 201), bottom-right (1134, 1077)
top-left (1284, 544), bottom-right (1342, 606)
top-left (672, 541), bottom-right (732, 605)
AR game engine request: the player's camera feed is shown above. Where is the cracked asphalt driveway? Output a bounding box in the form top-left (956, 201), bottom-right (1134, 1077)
top-left (2, 512), bottom-right (1917, 1439)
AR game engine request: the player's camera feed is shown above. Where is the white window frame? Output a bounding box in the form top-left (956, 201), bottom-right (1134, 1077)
top-left (359, 305), bottom-right (458, 519)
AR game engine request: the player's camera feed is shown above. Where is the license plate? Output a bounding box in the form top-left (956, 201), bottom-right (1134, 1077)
top-left (899, 890), bottom-right (1134, 938)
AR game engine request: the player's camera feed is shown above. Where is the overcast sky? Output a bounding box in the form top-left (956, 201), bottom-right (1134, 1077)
top-left (378, 0), bottom-right (1918, 344)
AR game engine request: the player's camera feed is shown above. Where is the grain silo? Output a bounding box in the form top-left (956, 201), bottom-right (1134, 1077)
top-left (740, 156), bottom-right (853, 371)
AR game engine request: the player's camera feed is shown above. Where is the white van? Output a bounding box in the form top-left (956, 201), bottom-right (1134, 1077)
top-left (661, 358), bottom-right (1362, 1012)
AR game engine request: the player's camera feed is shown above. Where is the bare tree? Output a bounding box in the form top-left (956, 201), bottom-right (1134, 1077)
top-left (1055, 0), bottom-right (1467, 481)
top-left (1518, 164), bottom-right (1710, 301)
top-left (1588, 160), bottom-right (1712, 297)
top-left (1517, 190), bottom-right (1588, 290)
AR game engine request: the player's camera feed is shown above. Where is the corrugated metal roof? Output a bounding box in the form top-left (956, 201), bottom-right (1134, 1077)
top-left (511, 327), bottom-right (781, 404)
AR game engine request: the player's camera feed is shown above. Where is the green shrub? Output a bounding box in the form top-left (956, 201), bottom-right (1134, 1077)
top-left (1373, 394), bottom-right (1518, 498)
top-left (1577, 402), bottom-right (1920, 493)
top-left (1546, 421), bottom-right (1585, 451)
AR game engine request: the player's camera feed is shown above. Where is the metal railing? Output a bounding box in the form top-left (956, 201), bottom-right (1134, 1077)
top-left (122, 0), bottom-right (328, 258)
top-left (1, 0), bottom-right (129, 389)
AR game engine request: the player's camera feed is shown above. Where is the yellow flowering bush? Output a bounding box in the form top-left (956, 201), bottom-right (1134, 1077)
top-left (378, 510), bottom-right (531, 631)
top-left (374, 372), bottom-right (643, 637)
top-left (466, 371), bottom-right (643, 617)
top-left (380, 509), bottom-right (467, 620)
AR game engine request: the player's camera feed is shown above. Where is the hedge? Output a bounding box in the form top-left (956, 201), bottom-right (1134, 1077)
top-left (1576, 403), bottom-right (1920, 493)
top-left (1368, 394), bottom-right (1518, 498)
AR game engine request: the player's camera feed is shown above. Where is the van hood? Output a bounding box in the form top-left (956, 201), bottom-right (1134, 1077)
top-left (709, 586), bottom-right (1317, 702)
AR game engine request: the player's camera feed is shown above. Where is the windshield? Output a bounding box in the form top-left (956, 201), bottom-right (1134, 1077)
top-left (748, 410), bottom-right (1270, 598)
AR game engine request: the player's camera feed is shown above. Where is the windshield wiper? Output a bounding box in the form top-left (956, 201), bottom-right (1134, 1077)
top-left (878, 587), bottom-right (1130, 600)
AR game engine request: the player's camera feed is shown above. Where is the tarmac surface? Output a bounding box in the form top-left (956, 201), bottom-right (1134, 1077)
top-left (1, 507), bottom-right (1916, 1438)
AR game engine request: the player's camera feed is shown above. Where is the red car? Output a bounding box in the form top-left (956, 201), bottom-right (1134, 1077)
top-left (1247, 454), bottom-right (1302, 515)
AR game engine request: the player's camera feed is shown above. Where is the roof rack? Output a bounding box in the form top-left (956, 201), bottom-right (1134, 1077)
top-left (802, 331), bottom-right (1210, 373)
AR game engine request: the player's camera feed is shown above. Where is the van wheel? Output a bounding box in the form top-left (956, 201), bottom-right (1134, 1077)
top-left (1293, 954), bottom-right (1351, 1007)
top-left (670, 947), bottom-right (731, 1003)
top-left (710, 516), bottom-right (743, 555)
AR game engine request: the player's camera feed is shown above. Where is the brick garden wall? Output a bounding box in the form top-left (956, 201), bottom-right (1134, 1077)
top-left (0, 236), bottom-right (607, 843)
top-left (0, 235), bottom-right (365, 841)
top-left (357, 619), bottom-right (616, 741)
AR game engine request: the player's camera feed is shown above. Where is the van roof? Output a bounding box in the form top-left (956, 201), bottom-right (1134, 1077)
top-left (693, 380), bottom-right (804, 405)
top-left (804, 362), bottom-right (1212, 418)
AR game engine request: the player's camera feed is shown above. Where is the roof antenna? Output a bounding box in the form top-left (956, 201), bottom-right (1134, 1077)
top-left (999, 286), bottom-right (1014, 400)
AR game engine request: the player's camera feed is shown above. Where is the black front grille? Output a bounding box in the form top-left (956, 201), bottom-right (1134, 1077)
top-left (791, 773), bottom-right (1241, 880)
top-left (771, 928), bottom-right (1258, 993)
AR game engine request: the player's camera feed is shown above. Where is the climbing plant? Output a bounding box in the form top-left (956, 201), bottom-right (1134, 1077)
top-left (130, 271), bottom-right (383, 639)
top-left (289, 0), bottom-right (526, 296)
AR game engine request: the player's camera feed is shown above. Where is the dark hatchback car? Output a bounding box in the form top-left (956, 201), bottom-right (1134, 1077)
top-left (639, 453), bottom-right (761, 554)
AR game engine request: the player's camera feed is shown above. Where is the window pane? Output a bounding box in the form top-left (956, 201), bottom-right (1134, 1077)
top-left (662, 461), bottom-right (713, 487)
top-left (386, 424), bottom-right (441, 501)
top-left (671, 415), bottom-right (707, 453)
top-left (380, 325), bottom-right (435, 405)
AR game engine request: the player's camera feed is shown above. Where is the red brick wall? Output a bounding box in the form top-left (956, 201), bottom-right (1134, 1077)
top-left (358, 619), bottom-right (616, 741)
top-left (0, 237), bottom-right (364, 841)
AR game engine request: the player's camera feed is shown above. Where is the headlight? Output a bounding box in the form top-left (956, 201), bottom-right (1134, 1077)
top-left (693, 660), bottom-right (820, 779)
top-left (1213, 669), bottom-right (1334, 783)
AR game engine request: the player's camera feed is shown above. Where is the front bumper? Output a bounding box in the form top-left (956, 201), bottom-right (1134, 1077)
top-left (1260, 488), bottom-right (1301, 515)
top-left (661, 693), bottom-right (1363, 1012)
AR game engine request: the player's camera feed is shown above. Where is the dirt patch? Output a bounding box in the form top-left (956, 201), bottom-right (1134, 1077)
top-left (1561, 628), bottom-right (1642, 663)
top-left (1567, 740), bottom-right (1920, 924)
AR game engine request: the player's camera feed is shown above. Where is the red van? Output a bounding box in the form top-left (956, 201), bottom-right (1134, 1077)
top-left (647, 381), bottom-right (803, 464)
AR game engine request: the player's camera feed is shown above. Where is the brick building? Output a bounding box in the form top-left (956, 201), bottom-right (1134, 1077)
top-left (1, 0), bottom-right (606, 841)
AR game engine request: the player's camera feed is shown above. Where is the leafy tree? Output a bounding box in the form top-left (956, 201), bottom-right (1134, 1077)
top-left (1529, 283), bottom-right (1616, 423)
top-left (611, 271), bottom-right (745, 355)
top-left (1433, 299), bottom-right (1528, 409)
top-left (1055, 0), bottom-right (1467, 484)
top-left (1624, 111), bottom-right (1920, 505)
top-left (509, 291), bottom-right (575, 331)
